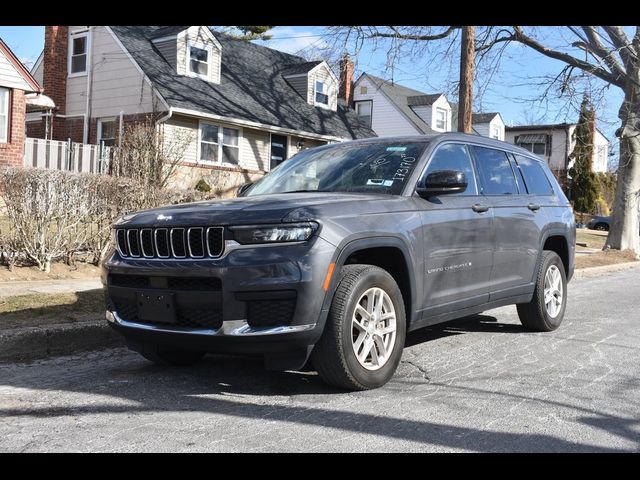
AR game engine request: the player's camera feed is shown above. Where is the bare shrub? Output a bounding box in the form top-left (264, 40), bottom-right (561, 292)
top-left (110, 116), bottom-right (195, 188)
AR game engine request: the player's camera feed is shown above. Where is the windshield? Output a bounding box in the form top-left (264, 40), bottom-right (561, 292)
top-left (246, 140), bottom-right (429, 196)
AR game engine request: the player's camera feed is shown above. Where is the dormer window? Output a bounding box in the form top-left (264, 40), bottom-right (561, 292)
top-left (315, 81), bottom-right (329, 106)
top-left (435, 107), bottom-right (448, 130)
top-left (69, 31), bottom-right (89, 76)
top-left (188, 43), bottom-right (210, 79)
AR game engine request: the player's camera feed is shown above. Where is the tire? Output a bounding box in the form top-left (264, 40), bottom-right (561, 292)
top-left (517, 251), bottom-right (567, 332)
top-left (594, 223), bottom-right (609, 231)
top-left (311, 264), bottom-right (406, 390)
top-left (139, 344), bottom-right (206, 366)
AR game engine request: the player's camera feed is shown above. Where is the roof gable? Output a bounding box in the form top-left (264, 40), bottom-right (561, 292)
top-left (0, 39), bottom-right (41, 93)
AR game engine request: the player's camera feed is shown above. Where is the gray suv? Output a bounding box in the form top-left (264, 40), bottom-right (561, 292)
top-left (103, 133), bottom-right (575, 390)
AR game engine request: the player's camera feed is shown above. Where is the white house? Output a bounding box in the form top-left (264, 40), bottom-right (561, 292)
top-left (505, 123), bottom-right (609, 174)
top-left (352, 73), bottom-right (505, 140)
top-left (28, 26), bottom-right (374, 194)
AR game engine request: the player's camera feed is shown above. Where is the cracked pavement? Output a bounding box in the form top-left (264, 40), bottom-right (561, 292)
top-left (1, 266), bottom-right (639, 452)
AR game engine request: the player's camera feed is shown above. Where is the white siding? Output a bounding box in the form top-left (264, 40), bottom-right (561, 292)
top-left (474, 116), bottom-right (505, 141)
top-left (154, 39), bottom-right (177, 69)
top-left (163, 115), bottom-right (273, 172)
top-left (32, 55), bottom-right (43, 85)
top-left (0, 49), bottom-right (34, 91)
top-left (308, 64), bottom-right (337, 111)
top-left (411, 105), bottom-right (432, 127)
top-left (505, 127), bottom-right (572, 171)
top-left (284, 75), bottom-right (307, 100)
top-left (593, 130), bottom-right (609, 172)
top-left (176, 26), bottom-right (221, 84)
top-left (353, 75), bottom-right (421, 137)
top-left (66, 26), bottom-right (157, 117)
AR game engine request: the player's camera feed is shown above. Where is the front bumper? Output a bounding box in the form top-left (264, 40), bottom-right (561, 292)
top-left (102, 235), bottom-right (337, 353)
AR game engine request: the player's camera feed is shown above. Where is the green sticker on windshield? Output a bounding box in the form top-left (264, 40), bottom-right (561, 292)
top-left (386, 146), bottom-right (407, 152)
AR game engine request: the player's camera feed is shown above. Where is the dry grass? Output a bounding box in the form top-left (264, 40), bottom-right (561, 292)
top-left (0, 289), bottom-right (104, 329)
top-left (0, 262), bottom-right (101, 282)
top-left (575, 249), bottom-right (639, 269)
top-left (576, 229), bottom-right (608, 250)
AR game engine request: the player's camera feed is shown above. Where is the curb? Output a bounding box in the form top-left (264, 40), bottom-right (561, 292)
top-left (573, 261), bottom-right (640, 279)
top-left (0, 320), bottom-right (124, 364)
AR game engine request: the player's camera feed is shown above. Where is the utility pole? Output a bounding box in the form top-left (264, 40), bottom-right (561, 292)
top-left (458, 26), bottom-right (475, 133)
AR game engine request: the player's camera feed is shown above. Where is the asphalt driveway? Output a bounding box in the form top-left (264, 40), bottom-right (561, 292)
top-left (1, 267), bottom-right (639, 452)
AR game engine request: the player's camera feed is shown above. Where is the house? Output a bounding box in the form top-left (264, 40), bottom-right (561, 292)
top-left (0, 38), bottom-right (42, 168)
top-left (28, 26), bottom-right (374, 193)
top-left (505, 123), bottom-right (609, 176)
top-left (351, 73), bottom-right (505, 140)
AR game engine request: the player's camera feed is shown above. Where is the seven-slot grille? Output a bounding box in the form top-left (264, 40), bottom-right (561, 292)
top-left (116, 227), bottom-right (224, 259)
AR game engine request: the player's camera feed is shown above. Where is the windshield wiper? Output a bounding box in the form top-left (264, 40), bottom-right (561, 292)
top-left (279, 189), bottom-right (329, 194)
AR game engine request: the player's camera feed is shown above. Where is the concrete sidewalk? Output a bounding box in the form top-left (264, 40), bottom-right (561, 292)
top-left (0, 278), bottom-right (102, 299)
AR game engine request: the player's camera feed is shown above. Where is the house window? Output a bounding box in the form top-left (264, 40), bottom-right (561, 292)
top-left (355, 101), bottom-right (372, 127)
top-left (189, 44), bottom-right (209, 78)
top-left (492, 126), bottom-right (501, 139)
top-left (98, 118), bottom-right (117, 147)
top-left (199, 122), bottom-right (241, 165)
top-left (520, 143), bottom-right (546, 156)
top-left (222, 127), bottom-right (239, 164)
top-left (435, 107), bottom-right (447, 130)
top-left (0, 87), bottom-right (9, 143)
top-left (315, 81), bottom-right (329, 106)
top-left (69, 31), bottom-right (89, 75)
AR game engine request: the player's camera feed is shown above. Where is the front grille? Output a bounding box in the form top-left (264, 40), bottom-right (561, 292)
top-left (112, 298), bottom-right (223, 330)
top-left (247, 299), bottom-right (296, 328)
top-left (116, 226), bottom-right (224, 259)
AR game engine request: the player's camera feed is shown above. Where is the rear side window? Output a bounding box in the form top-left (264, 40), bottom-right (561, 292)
top-left (471, 146), bottom-right (518, 195)
top-left (423, 143), bottom-right (478, 195)
top-left (514, 154), bottom-right (554, 195)
top-left (509, 154), bottom-right (528, 194)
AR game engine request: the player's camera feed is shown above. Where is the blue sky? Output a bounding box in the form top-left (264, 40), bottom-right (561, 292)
top-left (0, 25), bottom-right (623, 153)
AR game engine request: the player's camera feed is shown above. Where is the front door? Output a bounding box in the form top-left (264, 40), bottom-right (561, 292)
top-left (418, 143), bottom-right (494, 319)
top-left (270, 134), bottom-right (288, 170)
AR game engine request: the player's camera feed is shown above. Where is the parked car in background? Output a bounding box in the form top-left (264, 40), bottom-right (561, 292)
top-left (587, 216), bottom-right (612, 231)
top-left (103, 133), bottom-right (575, 390)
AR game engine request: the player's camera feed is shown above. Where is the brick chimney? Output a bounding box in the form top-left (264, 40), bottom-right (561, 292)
top-left (338, 54), bottom-right (354, 106)
top-left (43, 26), bottom-right (68, 139)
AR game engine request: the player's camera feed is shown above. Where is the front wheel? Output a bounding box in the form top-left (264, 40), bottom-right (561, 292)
top-left (517, 251), bottom-right (567, 332)
top-left (311, 264), bottom-right (406, 390)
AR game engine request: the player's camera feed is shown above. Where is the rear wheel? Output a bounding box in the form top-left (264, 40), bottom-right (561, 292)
top-left (517, 251), bottom-right (567, 332)
top-left (311, 264), bottom-right (406, 390)
top-left (139, 344), bottom-right (206, 366)
top-left (594, 223), bottom-right (609, 231)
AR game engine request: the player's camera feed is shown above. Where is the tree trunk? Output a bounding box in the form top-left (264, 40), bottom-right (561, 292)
top-left (605, 70), bottom-right (640, 256)
top-left (458, 26), bottom-right (475, 133)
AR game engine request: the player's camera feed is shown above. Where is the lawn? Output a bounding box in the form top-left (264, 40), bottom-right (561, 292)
top-left (0, 289), bottom-right (104, 329)
top-left (576, 229), bottom-right (608, 250)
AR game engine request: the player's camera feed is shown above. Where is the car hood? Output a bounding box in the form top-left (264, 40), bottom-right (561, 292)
top-left (114, 192), bottom-right (416, 228)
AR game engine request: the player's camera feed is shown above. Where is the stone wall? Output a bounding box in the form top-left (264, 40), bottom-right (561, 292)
top-left (167, 163), bottom-right (265, 198)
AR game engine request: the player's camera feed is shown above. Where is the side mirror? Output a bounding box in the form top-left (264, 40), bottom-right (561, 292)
top-left (416, 170), bottom-right (467, 199)
top-left (237, 182), bottom-right (253, 197)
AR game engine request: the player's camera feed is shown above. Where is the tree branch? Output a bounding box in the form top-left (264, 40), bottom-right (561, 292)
top-left (512, 26), bottom-right (625, 88)
top-left (363, 26), bottom-right (459, 42)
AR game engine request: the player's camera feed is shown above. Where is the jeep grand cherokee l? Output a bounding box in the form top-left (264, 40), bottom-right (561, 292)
top-left (103, 133), bottom-right (575, 390)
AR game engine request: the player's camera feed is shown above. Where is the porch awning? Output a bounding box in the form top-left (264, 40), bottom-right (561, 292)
top-left (25, 93), bottom-right (55, 112)
top-left (516, 134), bottom-right (547, 144)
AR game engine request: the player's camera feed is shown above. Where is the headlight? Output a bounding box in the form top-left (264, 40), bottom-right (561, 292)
top-left (230, 222), bottom-right (318, 244)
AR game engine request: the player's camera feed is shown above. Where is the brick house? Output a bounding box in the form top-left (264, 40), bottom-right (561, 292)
top-left (28, 26), bottom-right (374, 193)
top-left (0, 38), bottom-right (42, 168)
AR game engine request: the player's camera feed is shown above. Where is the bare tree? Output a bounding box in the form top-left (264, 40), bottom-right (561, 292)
top-left (327, 26), bottom-right (640, 255)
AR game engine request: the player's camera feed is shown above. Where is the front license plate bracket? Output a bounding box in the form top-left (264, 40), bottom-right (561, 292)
top-left (137, 292), bottom-right (177, 323)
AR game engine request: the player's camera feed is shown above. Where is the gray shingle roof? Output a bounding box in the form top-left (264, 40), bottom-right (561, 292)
top-left (362, 74), bottom-right (438, 134)
top-left (149, 26), bottom-right (190, 40)
top-left (472, 112), bottom-right (500, 124)
top-left (450, 102), bottom-right (498, 132)
top-left (110, 26), bottom-right (375, 140)
top-left (281, 61), bottom-right (322, 76)
top-left (407, 94), bottom-right (443, 107)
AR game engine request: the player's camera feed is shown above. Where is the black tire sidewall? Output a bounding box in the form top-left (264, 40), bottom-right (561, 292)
top-left (338, 269), bottom-right (406, 388)
top-left (538, 252), bottom-right (567, 330)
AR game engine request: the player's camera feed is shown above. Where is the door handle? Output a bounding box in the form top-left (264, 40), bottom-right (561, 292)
top-left (528, 203), bottom-right (541, 211)
top-left (472, 204), bottom-right (490, 213)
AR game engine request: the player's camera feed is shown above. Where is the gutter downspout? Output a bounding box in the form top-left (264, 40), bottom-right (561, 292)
top-left (83, 26), bottom-right (94, 144)
top-left (118, 110), bottom-right (124, 147)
